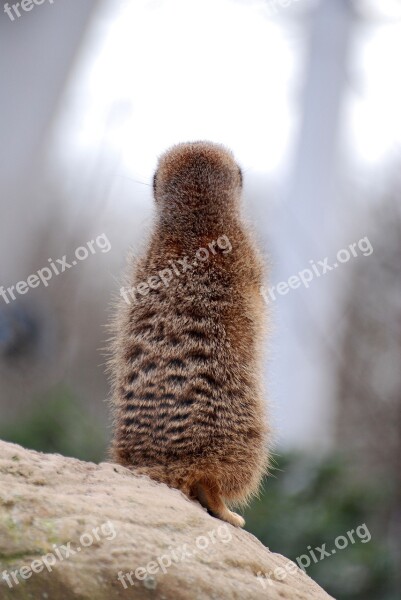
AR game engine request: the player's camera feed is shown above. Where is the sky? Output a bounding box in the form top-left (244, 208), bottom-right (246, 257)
top-left (51, 0), bottom-right (301, 183)
top-left (51, 0), bottom-right (401, 186)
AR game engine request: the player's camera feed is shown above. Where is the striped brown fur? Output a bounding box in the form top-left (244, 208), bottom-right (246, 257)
top-left (109, 141), bottom-right (270, 527)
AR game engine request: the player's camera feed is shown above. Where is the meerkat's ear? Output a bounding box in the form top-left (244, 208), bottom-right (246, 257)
top-left (238, 167), bottom-right (243, 187)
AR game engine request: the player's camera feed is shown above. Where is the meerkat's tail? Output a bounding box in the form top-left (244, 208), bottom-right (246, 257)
top-left (129, 464), bottom-right (246, 528)
top-left (132, 464), bottom-right (195, 498)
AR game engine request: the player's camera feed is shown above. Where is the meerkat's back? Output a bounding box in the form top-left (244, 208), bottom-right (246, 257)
top-left (110, 141), bottom-right (269, 527)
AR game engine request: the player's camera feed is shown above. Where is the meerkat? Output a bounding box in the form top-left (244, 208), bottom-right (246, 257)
top-left (109, 141), bottom-right (269, 527)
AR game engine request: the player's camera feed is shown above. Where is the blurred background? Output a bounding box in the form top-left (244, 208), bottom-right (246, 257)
top-left (0, 0), bottom-right (400, 597)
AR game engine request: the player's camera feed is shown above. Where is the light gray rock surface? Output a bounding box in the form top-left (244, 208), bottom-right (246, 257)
top-left (0, 440), bottom-right (333, 599)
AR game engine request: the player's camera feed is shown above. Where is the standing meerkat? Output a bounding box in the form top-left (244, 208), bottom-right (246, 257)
top-left (109, 141), bottom-right (269, 527)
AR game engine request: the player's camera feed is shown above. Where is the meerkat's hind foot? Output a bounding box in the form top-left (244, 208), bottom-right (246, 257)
top-left (194, 482), bottom-right (245, 528)
top-left (220, 510), bottom-right (245, 528)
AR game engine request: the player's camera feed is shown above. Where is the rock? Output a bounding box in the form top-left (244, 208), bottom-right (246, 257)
top-left (0, 440), bottom-right (333, 599)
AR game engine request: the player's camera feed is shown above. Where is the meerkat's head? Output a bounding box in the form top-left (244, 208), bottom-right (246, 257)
top-left (153, 141), bottom-right (242, 209)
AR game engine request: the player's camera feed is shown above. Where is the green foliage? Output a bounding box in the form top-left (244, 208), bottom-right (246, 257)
top-left (245, 454), bottom-right (400, 600)
top-left (0, 386), bottom-right (107, 463)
